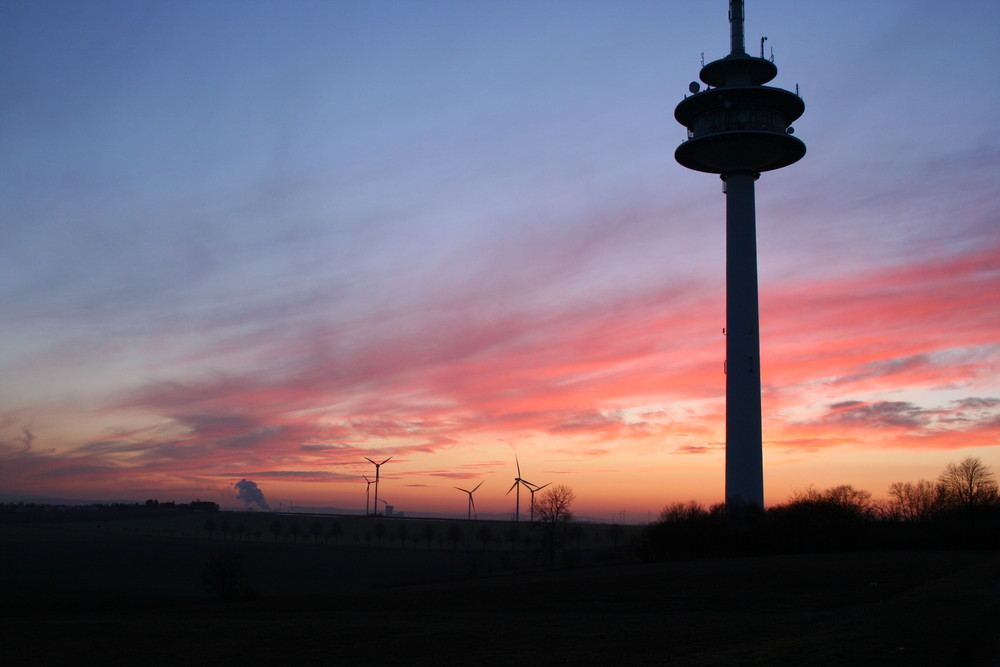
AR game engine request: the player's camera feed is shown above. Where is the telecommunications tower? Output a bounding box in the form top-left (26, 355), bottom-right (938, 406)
top-left (674, 1), bottom-right (805, 510)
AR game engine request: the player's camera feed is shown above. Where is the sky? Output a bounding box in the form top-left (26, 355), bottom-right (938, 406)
top-left (1, 0), bottom-right (998, 522)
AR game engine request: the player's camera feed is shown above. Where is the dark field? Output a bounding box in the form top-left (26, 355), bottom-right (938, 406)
top-left (1, 511), bottom-right (998, 665)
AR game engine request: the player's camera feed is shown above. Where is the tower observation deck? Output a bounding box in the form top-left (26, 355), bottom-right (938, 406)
top-left (674, 1), bottom-right (805, 512)
top-left (675, 1), bottom-right (805, 174)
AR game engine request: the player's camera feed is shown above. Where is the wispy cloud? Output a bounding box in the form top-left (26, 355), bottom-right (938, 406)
top-left (1, 2), bottom-right (998, 510)
top-left (822, 401), bottom-right (931, 429)
top-left (2, 240), bottom-right (996, 500)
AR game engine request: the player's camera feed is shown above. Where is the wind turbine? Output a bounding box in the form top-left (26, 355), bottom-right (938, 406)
top-left (454, 480), bottom-right (484, 520)
top-left (506, 455), bottom-right (537, 522)
top-left (365, 456), bottom-right (392, 516)
top-left (527, 482), bottom-right (551, 522)
top-left (363, 475), bottom-right (375, 516)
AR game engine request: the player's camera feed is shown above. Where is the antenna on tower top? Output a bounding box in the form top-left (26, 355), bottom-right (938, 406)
top-left (729, 0), bottom-right (746, 55)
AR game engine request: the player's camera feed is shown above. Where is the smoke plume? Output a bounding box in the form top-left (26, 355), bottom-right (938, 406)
top-left (234, 479), bottom-right (270, 510)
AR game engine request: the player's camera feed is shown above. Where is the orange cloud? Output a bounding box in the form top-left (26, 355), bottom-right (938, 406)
top-left (1, 243), bottom-right (996, 512)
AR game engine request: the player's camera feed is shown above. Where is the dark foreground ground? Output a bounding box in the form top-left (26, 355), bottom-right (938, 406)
top-left (1, 518), bottom-right (998, 665)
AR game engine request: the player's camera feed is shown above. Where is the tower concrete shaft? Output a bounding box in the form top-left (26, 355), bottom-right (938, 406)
top-left (674, 0), bottom-right (804, 511)
top-left (724, 171), bottom-right (764, 507)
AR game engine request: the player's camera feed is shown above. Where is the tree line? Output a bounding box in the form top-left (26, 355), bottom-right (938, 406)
top-left (642, 457), bottom-right (1000, 560)
top-left (0, 499), bottom-right (220, 514)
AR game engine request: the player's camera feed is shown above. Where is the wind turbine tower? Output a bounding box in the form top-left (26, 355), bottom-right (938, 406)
top-left (363, 475), bottom-right (375, 516)
top-left (527, 482), bottom-right (551, 522)
top-left (365, 456), bottom-right (392, 516)
top-left (506, 455), bottom-right (536, 522)
top-left (454, 480), bottom-right (484, 521)
top-left (674, 0), bottom-right (805, 510)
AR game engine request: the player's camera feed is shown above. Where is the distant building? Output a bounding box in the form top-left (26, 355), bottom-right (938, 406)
top-left (188, 500), bottom-right (220, 512)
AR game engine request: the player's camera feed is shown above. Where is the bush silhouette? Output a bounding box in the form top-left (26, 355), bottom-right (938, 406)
top-left (202, 550), bottom-right (254, 601)
top-left (641, 464), bottom-right (1000, 561)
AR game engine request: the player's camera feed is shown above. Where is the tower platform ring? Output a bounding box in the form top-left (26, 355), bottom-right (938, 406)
top-left (675, 130), bottom-right (805, 174)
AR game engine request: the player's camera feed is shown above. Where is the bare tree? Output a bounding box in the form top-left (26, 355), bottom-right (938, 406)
top-left (504, 526), bottom-right (520, 551)
top-left (789, 484), bottom-right (873, 517)
top-left (202, 550), bottom-right (252, 601)
top-left (887, 479), bottom-right (938, 521)
top-left (476, 525), bottom-right (493, 551)
top-left (534, 485), bottom-right (576, 564)
top-left (394, 523), bottom-right (409, 549)
top-left (421, 523), bottom-right (435, 549)
top-left (607, 524), bottom-right (623, 547)
top-left (535, 484), bottom-right (576, 526)
top-left (659, 501), bottom-right (708, 523)
top-left (447, 523), bottom-right (463, 550)
top-left (823, 485), bottom-right (874, 517)
top-left (937, 457), bottom-right (998, 510)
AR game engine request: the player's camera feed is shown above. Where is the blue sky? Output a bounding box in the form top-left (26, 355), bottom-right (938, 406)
top-left (1, 1), bottom-right (998, 518)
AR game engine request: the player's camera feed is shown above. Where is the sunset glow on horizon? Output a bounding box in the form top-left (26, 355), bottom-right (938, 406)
top-left (1, 1), bottom-right (997, 521)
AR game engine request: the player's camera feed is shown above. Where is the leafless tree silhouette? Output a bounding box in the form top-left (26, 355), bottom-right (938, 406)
top-left (475, 525), bottom-right (493, 551)
top-left (887, 479), bottom-right (938, 521)
top-left (447, 523), bottom-right (463, 550)
top-left (534, 485), bottom-right (576, 563)
top-left (535, 484), bottom-right (576, 526)
top-left (607, 524), bottom-right (623, 547)
top-left (504, 526), bottom-right (520, 551)
top-left (937, 457), bottom-right (998, 510)
top-left (202, 550), bottom-right (252, 601)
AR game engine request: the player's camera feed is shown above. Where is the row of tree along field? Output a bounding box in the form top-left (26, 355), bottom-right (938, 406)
top-left (218, 484), bottom-right (596, 554)
top-left (1, 484), bottom-right (636, 554)
top-left (642, 457), bottom-right (1000, 560)
top-left (4, 460), bottom-right (996, 559)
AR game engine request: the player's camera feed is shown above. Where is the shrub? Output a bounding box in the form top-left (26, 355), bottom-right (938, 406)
top-left (202, 550), bottom-right (254, 601)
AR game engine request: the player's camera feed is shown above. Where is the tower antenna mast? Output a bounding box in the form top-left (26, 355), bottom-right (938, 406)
top-left (674, 0), bottom-right (805, 514)
top-left (730, 0), bottom-right (745, 54)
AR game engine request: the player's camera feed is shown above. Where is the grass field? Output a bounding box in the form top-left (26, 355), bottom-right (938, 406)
top-left (1, 511), bottom-right (997, 665)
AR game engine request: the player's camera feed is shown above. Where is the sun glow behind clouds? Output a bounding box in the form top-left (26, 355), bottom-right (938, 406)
top-left (1, 1), bottom-right (998, 519)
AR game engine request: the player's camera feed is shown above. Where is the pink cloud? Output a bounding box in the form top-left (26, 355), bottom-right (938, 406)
top-left (1, 242), bottom-right (996, 503)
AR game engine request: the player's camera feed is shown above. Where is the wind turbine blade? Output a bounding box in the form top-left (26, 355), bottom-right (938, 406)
top-left (505, 481), bottom-right (519, 496)
top-left (535, 483), bottom-right (551, 491)
top-left (470, 496), bottom-right (476, 512)
top-left (365, 457), bottom-right (376, 465)
top-left (515, 454), bottom-right (521, 477)
top-left (520, 479), bottom-right (536, 489)
top-left (380, 456), bottom-right (393, 465)
top-left (455, 486), bottom-right (469, 493)
top-left (472, 480), bottom-right (484, 492)
top-left (363, 475), bottom-right (371, 483)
